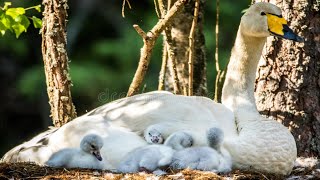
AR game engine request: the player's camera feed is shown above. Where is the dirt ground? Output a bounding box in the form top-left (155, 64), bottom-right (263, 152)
top-left (0, 162), bottom-right (319, 180)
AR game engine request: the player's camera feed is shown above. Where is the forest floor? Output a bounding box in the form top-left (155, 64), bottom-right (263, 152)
top-left (0, 162), bottom-right (319, 180)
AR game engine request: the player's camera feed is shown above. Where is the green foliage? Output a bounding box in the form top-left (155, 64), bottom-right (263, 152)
top-left (0, 2), bottom-right (42, 38)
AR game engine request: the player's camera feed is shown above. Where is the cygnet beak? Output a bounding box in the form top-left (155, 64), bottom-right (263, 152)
top-left (92, 150), bottom-right (103, 161)
top-left (152, 136), bottom-right (159, 143)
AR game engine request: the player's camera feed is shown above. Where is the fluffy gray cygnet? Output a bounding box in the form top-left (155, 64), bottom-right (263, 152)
top-left (46, 134), bottom-right (104, 169)
top-left (117, 144), bottom-right (174, 174)
top-left (144, 125), bottom-right (164, 144)
top-left (170, 127), bottom-right (232, 173)
top-left (144, 124), bottom-right (192, 150)
top-left (164, 131), bottom-right (193, 150)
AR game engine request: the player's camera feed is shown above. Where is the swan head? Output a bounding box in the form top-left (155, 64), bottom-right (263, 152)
top-left (241, 2), bottom-right (303, 42)
top-left (80, 134), bottom-right (104, 161)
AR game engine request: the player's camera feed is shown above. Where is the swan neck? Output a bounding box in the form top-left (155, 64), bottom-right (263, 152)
top-left (222, 28), bottom-right (266, 114)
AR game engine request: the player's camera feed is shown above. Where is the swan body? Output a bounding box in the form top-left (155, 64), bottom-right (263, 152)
top-left (45, 134), bottom-right (105, 169)
top-left (2, 2), bottom-right (301, 175)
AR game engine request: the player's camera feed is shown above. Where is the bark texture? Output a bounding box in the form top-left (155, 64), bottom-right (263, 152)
top-left (165, 0), bottom-right (207, 96)
top-left (255, 0), bottom-right (320, 156)
top-left (42, 0), bottom-right (77, 127)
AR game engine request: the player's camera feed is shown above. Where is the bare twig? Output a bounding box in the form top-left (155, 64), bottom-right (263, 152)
top-left (165, 28), bottom-right (181, 94)
top-left (158, 0), bottom-right (167, 90)
top-left (133, 25), bottom-right (147, 39)
top-left (122, 0), bottom-right (132, 18)
top-left (158, 40), bottom-right (168, 90)
top-left (188, 0), bottom-right (200, 96)
top-left (183, 86), bottom-right (188, 96)
top-left (214, 0), bottom-right (222, 102)
top-left (127, 0), bottom-right (187, 97)
top-left (153, 0), bottom-right (161, 18)
top-left (167, 0), bottom-right (172, 11)
top-left (157, 0), bottom-right (166, 18)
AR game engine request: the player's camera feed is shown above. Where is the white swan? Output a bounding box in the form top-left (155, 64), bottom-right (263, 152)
top-left (45, 134), bottom-right (105, 169)
top-left (221, 2), bottom-right (302, 174)
top-left (2, 2), bottom-right (302, 175)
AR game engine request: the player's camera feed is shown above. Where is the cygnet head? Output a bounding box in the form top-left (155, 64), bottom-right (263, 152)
top-left (144, 127), bottom-right (164, 144)
top-left (241, 2), bottom-right (303, 42)
top-left (80, 134), bottom-right (104, 161)
top-left (207, 127), bottom-right (224, 150)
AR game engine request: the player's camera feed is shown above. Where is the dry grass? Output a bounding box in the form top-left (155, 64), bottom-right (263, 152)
top-left (2, 162), bottom-right (319, 180)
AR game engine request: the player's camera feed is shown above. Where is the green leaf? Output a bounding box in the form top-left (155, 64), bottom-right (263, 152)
top-left (1, 15), bottom-right (14, 30)
top-left (16, 15), bottom-right (30, 29)
top-left (6, 8), bottom-right (25, 19)
top-left (34, 5), bottom-right (41, 12)
top-left (3, 2), bottom-right (12, 10)
top-left (12, 23), bottom-right (25, 38)
top-left (31, 16), bottom-right (42, 28)
top-left (0, 21), bottom-right (6, 36)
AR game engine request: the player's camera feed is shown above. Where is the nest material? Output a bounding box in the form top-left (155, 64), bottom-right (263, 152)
top-left (0, 162), bottom-right (319, 180)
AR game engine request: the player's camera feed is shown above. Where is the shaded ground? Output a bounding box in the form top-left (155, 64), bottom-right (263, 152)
top-left (0, 162), bottom-right (319, 180)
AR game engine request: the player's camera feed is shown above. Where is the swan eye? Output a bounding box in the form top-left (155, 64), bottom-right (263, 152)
top-left (149, 133), bottom-right (152, 136)
top-left (260, 12), bottom-right (266, 16)
top-left (91, 145), bottom-right (95, 149)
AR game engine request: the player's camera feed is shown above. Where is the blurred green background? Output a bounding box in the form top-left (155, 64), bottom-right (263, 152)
top-left (0, 0), bottom-right (250, 156)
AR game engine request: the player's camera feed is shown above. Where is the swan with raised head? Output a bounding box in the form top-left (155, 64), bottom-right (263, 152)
top-left (2, 2), bottom-right (302, 175)
top-left (45, 134), bottom-right (105, 169)
top-left (221, 2), bottom-right (302, 174)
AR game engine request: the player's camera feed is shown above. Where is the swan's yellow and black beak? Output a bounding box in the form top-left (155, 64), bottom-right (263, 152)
top-left (266, 13), bottom-right (304, 42)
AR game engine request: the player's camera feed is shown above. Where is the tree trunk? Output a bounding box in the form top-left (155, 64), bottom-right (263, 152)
top-left (42, 0), bottom-right (77, 127)
top-left (164, 0), bottom-right (207, 96)
top-left (255, 0), bottom-right (320, 156)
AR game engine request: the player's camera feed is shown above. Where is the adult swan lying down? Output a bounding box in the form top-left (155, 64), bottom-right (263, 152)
top-left (2, 2), bottom-right (303, 175)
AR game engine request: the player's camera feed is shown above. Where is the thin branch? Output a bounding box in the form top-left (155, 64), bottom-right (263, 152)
top-left (183, 86), bottom-right (188, 96)
top-left (153, 0), bottom-right (161, 18)
top-left (133, 25), bottom-right (147, 39)
top-left (165, 28), bottom-right (181, 94)
top-left (122, 0), bottom-right (132, 18)
top-left (188, 0), bottom-right (200, 96)
top-left (158, 39), bottom-right (168, 90)
top-left (167, 0), bottom-right (172, 11)
top-left (127, 0), bottom-right (187, 97)
top-left (157, 0), bottom-right (166, 18)
top-left (158, 0), bottom-right (167, 90)
top-left (214, 0), bottom-right (222, 102)
top-left (214, 0), bottom-right (220, 72)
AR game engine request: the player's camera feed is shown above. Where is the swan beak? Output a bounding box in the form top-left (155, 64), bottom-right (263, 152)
top-left (92, 150), bottom-right (103, 161)
top-left (266, 14), bottom-right (304, 42)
